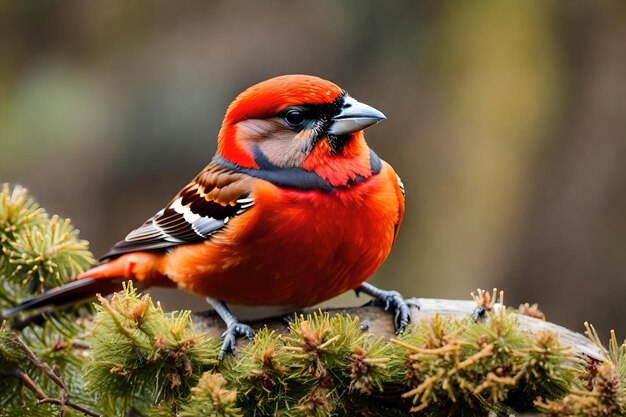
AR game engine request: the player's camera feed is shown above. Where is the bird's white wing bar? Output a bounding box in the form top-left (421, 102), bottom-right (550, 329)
top-left (100, 172), bottom-right (255, 260)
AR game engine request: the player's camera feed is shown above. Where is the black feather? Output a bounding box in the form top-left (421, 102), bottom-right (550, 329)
top-left (2, 277), bottom-right (122, 317)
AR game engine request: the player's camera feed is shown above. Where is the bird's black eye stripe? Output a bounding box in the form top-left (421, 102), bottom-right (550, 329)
top-left (280, 92), bottom-right (347, 132)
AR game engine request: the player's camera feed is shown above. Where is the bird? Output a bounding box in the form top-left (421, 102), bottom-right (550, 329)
top-left (3, 74), bottom-right (410, 359)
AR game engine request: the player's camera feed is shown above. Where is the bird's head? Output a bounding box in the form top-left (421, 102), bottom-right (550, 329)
top-left (217, 75), bottom-right (386, 187)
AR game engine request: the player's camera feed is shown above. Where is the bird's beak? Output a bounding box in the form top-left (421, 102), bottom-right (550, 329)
top-left (327, 95), bottom-right (386, 136)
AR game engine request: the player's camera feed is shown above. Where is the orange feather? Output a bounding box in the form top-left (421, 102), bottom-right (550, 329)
top-left (164, 163), bottom-right (403, 306)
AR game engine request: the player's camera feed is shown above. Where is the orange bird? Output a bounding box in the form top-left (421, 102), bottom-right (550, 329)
top-left (5, 75), bottom-right (409, 358)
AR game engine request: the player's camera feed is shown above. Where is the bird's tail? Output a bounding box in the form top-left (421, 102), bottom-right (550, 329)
top-left (2, 277), bottom-right (123, 317)
top-left (2, 252), bottom-right (167, 318)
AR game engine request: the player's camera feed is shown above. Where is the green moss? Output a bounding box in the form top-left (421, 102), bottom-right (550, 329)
top-left (0, 184), bottom-right (47, 246)
top-left (389, 294), bottom-right (576, 416)
top-left (535, 324), bottom-right (626, 416)
top-left (5, 215), bottom-right (94, 292)
top-left (0, 184), bottom-right (94, 307)
top-left (83, 282), bottom-right (221, 416)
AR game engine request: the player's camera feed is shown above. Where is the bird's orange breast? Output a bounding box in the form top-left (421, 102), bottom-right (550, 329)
top-left (164, 161), bottom-right (404, 307)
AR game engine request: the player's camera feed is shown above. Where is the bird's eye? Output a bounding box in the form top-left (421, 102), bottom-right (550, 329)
top-left (284, 109), bottom-right (305, 127)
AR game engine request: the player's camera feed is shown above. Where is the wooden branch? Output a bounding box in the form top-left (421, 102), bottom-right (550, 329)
top-left (190, 297), bottom-right (606, 417)
top-left (10, 333), bottom-right (101, 417)
top-left (192, 297), bottom-right (603, 361)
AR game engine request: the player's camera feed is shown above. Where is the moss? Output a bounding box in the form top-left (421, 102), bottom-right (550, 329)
top-left (83, 283), bottom-right (221, 416)
top-left (0, 183), bottom-right (94, 307)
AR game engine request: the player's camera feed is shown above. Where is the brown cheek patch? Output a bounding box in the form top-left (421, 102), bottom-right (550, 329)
top-left (258, 128), bottom-right (315, 168)
top-left (235, 119), bottom-right (315, 169)
top-left (235, 119), bottom-right (277, 140)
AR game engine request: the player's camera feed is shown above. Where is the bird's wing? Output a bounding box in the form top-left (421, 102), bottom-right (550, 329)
top-left (100, 162), bottom-right (257, 260)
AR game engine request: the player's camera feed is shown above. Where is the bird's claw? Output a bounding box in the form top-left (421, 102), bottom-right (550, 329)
top-left (389, 293), bottom-right (411, 335)
top-left (281, 314), bottom-right (293, 325)
top-left (368, 290), bottom-right (415, 335)
top-left (406, 299), bottom-right (421, 308)
top-left (472, 306), bottom-right (486, 323)
top-left (218, 322), bottom-right (254, 360)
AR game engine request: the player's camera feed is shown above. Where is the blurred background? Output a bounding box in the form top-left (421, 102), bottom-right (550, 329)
top-left (1, 1), bottom-right (625, 336)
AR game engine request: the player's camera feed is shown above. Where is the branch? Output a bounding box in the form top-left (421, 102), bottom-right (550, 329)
top-left (191, 297), bottom-right (603, 361)
top-left (10, 332), bottom-right (101, 417)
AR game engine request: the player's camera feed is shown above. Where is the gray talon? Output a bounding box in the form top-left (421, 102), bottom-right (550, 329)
top-left (356, 283), bottom-right (413, 334)
top-left (472, 306), bottom-right (486, 323)
top-left (206, 298), bottom-right (255, 360)
top-left (218, 322), bottom-right (255, 360)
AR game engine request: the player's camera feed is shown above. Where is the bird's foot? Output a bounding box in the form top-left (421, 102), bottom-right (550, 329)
top-left (281, 314), bottom-right (293, 325)
top-left (204, 298), bottom-right (255, 360)
top-left (367, 290), bottom-right (413, 334)
top-left (218, 321), bottom-right (254, 361)
top-left (472, 306), bottom-right (486, 323)
top-left (356, 283), bottom-right (418, 334)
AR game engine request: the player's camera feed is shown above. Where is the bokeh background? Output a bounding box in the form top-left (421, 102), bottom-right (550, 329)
top-left (1, 1), bottom-right (625, 336)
